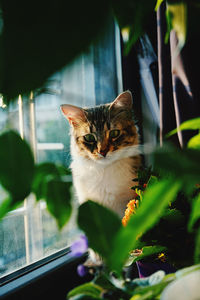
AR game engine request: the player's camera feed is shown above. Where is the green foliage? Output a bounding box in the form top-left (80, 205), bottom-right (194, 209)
top-left (188, 193), bottom-right (200, 231)
top-left (32, 162), bottom-right (72, 229)
top-left (0, 130), bottom-right (34, 217)
top-left (112, 0), bottom-right (156, 55)
top-left (167, 117), bottom-right (200, 149)
top-left (165, 1), bottom-right (187, 52)
top-left (108, 178), bottom-right (181, 273)
top-left (67, 282), bottom-right (103, 300)
top-left (167, 118), bottom-right (200, 136)
top-left (128, 246), bottom-right (167, 265)
top-left (153, 146), bottom-right (200, 194)
top-left (0, 2), bottom-right (200, 298)
top-left (45, 180), bottom-right (72, 229)
top-left (78, 201), bottom-right (121, 260)
top-left (0, 0), bottom-right (197, 100)
top-left (0, 0), bottom-right (111, 100)
top-left (187, 133), bottom-right (200, 150)
top-left (0, 131), bottom-right (73, 229)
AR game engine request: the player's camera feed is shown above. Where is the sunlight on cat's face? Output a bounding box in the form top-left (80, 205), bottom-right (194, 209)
top-left (73, 118), bottom-right (138, 163)
top-left (61, 91), bottom-right (139, 163)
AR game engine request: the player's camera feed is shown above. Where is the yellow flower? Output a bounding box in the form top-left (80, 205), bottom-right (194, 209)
top-left (122, 199), bottom-right (137, 226)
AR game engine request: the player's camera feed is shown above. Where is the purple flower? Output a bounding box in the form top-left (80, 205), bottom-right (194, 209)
top-left (77, 264), bottom-right (88, 277)
top-left (70, 235), bottom-right (88, 257)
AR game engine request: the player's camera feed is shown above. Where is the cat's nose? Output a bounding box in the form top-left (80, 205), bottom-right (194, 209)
top-left (98, 150), bottom-right (107, 157)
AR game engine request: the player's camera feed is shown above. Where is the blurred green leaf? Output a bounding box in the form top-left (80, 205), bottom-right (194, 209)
top-left (0, 197), bottom-right (12, 219)
top-left (108, 178), bottom-right (181, 273)
top-left (162, 208), bottom-right (185, 227)
top-left (130, 245), bottom-right (167, 264)
top-left (46, 180), bottom-right (72, 229)
top-left (147, 175), bottom-right (158, 187)
top-left (167, 117), bottom-right (200, 137)
top-left (67, 297), bottom-right (101, 300)
top-left (32, 162), bottom-right (69, 200)
top-left (94, 274), bottom-right (116, 291)
top-left (0, 0), bottom-right (111, 100)
top-left (153, 146), bottom-right (200, 192)
top-left (130, 280), bottom-right (170, 300)
top-left (78, 200), bottom-right (121, 259)
top-left (188, 133), bottom-right (200, 149)
top-left (112, 0), bottom-right (156, 55)
top-left (67, 282), bottom-right (103, 300)
top-left (155, 0), bottom-right (164, 11)
top-left (188, 193), bottom-right (200, 231)
top-left (0, 130), bottom-right (34, 219)
top-left (165, 2), bottom-right (187, 52)
top-left (32, 162), bottom-right (72, 229)
top-left (194, 227), bottom-right (200, 264)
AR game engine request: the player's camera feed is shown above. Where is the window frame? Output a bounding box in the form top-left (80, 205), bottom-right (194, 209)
top-left (0, 248), bottom-right (89, 300)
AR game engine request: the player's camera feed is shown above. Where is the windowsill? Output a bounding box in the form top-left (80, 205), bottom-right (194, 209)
top-left (0, 248), bottom-right (89, 300)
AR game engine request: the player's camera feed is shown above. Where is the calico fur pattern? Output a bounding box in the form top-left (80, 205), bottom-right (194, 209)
top-left (61, 91), bottom-right (141, 217)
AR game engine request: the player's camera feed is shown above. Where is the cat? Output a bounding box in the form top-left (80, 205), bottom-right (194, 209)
top-left (61, 91), bottom-right (141, 218)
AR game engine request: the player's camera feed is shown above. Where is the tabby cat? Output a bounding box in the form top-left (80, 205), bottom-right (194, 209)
top-left (61, 91), bottom-right (141, 217)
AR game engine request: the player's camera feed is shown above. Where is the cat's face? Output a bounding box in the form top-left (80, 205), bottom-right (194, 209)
top-left (61, 91), bottom-right (139, 164)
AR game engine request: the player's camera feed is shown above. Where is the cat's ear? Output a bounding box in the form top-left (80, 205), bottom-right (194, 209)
top-left (60, 104), bottom-right (86, 127)
top-left (110, 91), bottom-right (133, 110)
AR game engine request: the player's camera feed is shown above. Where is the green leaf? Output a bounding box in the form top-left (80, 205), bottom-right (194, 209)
top-left (32, 163), bottom-right (72, 229)
top-left (0, 197), bottom-right (12, 219)
top-left (165, 2), bottom-right (187, 52)
top-left (32, 162), bottom-right (68, 201)
top-left (130, 245), bottom-right (167, 264)
top-left (188, 193), bottom-right (200, 231)
top-left (155, 0), bottom-right (164, 11)
top-left (153, 146), bottom-right (200, 191)
top-left (194, 227), bottom-right (200, 264)
top-left (67, 296), bottom-right (101, 300)
top-left (94, 274), bottom-right (116, 291)
top-left (107, 178), bottom-right (181, 273)
top-left (130, 280), bottom-right (171, 300)
top-left (67, 282), bottom-right (102, 300)
top-left (0, 130), bottom-right (34, 219)
top-left (112, 0), bottom-right (156, 55)
top-left (46, 180), bottom-right (72, 229)
top-left (147, 175), bottom-right (158, 187)
top-left (167, 117), bottom-right (200, 137)
top-left (93, 274), bottom-right (129, 299)
top-left (78, 200), bottom-right (121, 259)
top-left (0, 0), bottom-right (111, 100)
top-left (188, 133), bottom-right (200, 149)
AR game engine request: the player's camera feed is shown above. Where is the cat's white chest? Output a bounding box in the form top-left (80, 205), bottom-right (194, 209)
top-left (71, 157), bottom-right (137, 217)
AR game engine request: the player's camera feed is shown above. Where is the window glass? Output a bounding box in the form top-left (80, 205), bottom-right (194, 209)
top-left (0, 20), bottom-right (122, 278)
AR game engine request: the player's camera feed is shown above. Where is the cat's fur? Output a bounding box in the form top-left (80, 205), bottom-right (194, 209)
top-left (61, 91), bottom-right (141, 217)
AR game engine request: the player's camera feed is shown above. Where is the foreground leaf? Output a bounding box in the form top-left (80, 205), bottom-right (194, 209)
top-left (112, 0), bottom-right (156, 55)
top-left (129, 246), bottom-right (167, 265)
top-left (78, 201), bottom-right (121, 259)
top-left (165, 2), bottom-right (187, 52)
top-left (67, 282), bottom-right (103, 300)
top-left (187, 133), bottom-right (200, 149)
top-left (46, 180), bottom-right (72, 229)
top-left (0, 130), bottom-right (34, 219)
top-left (188, 193), bottom-right (200, 231)
top-left (0, 0), bottom-right (111, 100)
top-left (32, 162), bottom-right (69, 200)
top-left (167, 117), bottom-right (200, 137)
top-left (153, 146), bottom-right (200, 192)
top-left (107, 178), bottom-right (181, 273)
top-left (32, 162), bottom-right (72, 229)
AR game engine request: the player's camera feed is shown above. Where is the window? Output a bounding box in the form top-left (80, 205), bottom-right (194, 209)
top-left (0, 20), bottom-right (122, 280)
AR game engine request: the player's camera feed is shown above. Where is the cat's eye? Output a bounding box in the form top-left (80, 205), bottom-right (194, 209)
top-left (109, 129), bottom-right (120, 139)
top-left (84, 134), bottom-right (96, 143)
